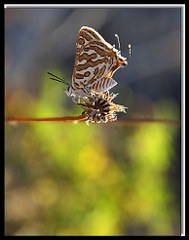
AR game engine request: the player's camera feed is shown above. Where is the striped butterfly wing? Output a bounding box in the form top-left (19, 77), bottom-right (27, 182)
top-left (72, 26), bottom-right (127, 95)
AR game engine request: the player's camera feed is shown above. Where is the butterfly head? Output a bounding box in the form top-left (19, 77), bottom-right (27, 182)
top-left (118, 54), bottom-right (128, 68)
top-left (114, 34), bottom-right (129, 68)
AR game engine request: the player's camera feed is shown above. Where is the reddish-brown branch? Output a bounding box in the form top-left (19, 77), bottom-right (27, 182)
top-left (5, 115), bottom-right (180, 126)
top-left (107, 118), bottom-right (180, 126)
top-left (5, 114), bottom-right (88, 123)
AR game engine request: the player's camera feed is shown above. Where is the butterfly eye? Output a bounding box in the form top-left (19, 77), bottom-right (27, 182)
top-left (121, 61), bottom-right (128, 67)
top-left (118, 56), bottom-right (128, 67)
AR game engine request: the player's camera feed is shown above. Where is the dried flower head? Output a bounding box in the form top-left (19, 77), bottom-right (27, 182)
top-left (78, 91), bottom-right (127, 124)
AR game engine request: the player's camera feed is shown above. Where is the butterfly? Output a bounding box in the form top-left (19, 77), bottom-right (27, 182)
top-left (48, 26), bottom-right (130, 102)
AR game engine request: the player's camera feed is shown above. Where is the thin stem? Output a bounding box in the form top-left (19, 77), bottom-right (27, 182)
top-left (107, 118), bottom-right (180, 126)
top-left (5, 116), bottom-right (180, 126)
top-left (5, 115), bottom-right (88, 123)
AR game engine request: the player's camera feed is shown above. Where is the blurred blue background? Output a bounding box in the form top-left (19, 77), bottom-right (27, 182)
top-left (5, 6), bottom-right (182, 236)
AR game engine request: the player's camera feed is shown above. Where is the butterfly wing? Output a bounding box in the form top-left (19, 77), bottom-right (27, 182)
top-left (90, 77), bottom-right (117, 93)
top-left (72, 26), bottom-right (125, 94)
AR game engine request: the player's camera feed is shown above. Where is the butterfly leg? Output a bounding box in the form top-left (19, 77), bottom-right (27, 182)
top-left (72, 96), bottom-right (81, 104)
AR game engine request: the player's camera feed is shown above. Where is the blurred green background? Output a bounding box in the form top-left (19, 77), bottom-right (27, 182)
top-left (5, 6), bottom-right (181, 236)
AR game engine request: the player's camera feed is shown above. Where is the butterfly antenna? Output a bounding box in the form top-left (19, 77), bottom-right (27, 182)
top-left (115, 34), bottom-right (121, 52)
top-left (128, 44), bottom-right (132, 58)
top-left (47, 72), bottom-right (69, 86)
top-left (115, 34), bottom-right (132, 59)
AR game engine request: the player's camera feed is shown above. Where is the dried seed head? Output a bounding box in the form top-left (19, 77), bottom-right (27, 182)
top-left (79, 91), bottom-right (127, 124)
